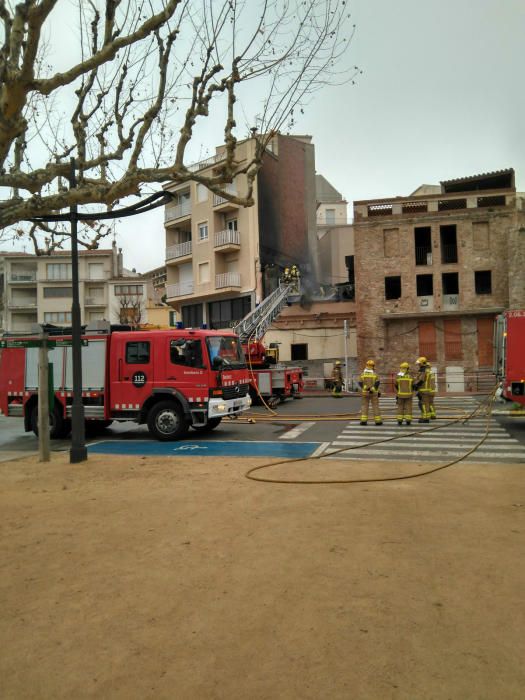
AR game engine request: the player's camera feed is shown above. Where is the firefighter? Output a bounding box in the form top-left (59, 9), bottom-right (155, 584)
top-left (331, 360), bottom-right (343, 398)
top-left (394, 361), bottom-right (413, 425)
top-left (282, 267), bottom-right (291, 283)
top-left (358, 359), bottom-right (382, 425)
top-left (414, 356), bottom-right (436, 423)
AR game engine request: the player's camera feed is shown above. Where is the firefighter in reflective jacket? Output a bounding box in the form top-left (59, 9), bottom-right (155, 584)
top-left (331, 360), bottom-right (343, 397)
top-left (358, 359), bottom-right (382, 425)
top-left (414, 356), bottom-right (436, 423)
top-left (394, 362), bottom-right (413, 425)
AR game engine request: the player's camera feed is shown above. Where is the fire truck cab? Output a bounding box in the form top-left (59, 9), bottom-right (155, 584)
top-left (0, 324), bottom-right (251, 441)
top-left (494, 310), bottom-right (525, 407)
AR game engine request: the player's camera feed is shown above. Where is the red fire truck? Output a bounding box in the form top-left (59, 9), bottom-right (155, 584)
top-left (0, 324), bottom-right (251, 440)
top-left (494, 310), bottom-right (525, 407)
top-left (232, 283), bottom-right (304, 406)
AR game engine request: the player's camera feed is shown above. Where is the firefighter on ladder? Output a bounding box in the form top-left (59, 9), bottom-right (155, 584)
top-left (394, 362), bottom-right (413, 425)
top-left (282, 267), bottom-right (291, 283)
top-left (331, 360), bottom-right (343, 398)
top-left (358, 359), bottom-right (383, 425)
top-left (414, 356), bottom-right (436, 422)
top-left (290, 264), bottom-right (301, 292)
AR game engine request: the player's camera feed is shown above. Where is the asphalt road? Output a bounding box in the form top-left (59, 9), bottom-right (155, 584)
top-left (1, 394), bottom-right (524, 463)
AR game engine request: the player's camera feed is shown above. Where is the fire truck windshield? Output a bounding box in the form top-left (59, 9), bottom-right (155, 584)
top-left (206, 336), bottom-right (246, 369)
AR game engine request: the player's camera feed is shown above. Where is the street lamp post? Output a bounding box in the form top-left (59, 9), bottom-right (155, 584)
top-left (69, 159), bottom-right (87, 463)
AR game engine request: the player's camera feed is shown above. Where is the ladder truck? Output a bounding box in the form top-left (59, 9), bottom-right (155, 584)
top-left (232, 282), bottom-right (304, 407)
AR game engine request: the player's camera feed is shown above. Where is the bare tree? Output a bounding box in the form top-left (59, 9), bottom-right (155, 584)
top-left (0, 0), bottom-right (358, 251)
top-left (117, 293), bottom-right (143, 328)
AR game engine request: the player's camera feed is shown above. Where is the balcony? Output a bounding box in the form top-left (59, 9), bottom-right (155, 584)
top-left (166, 240), bottom-right (192, 261)
top-left (85, 297), bottom-right (106, 306)
top-left (165, 200), bottom-right (191, 223)
top-left (10, 272), bottom-right (37, 283)
top-left (216, 272), bottom-right (241, 289)
top-left (8, 300), bottom-right (37, 310)
top-left (213, 185), bottom-right (238, 210)
top-left (166, 281), bottom-right (194, 298)
top-left (214, 229), bottom-right (240, 250)
top-left (187, 152), bottom-right (226, 173)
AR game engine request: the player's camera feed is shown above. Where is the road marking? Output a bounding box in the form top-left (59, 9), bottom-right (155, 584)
top-left (325, 448), bottom-right (525, 460)
top-left (311, 442), bottom-right (330, 458)
top-left (279, 421), bottom-right (316, 440)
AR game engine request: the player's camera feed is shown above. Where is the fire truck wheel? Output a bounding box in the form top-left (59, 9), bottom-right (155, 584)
top-left (192, 417), bottom-right (222, 433)
top-left (30, 404), bottom-right (69, 439)
top-left (147, 401), bottom-right (189, 441)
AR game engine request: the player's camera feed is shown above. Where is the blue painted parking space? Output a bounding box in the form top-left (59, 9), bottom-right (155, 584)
top-left (88, 440), bottom-right (321, 458)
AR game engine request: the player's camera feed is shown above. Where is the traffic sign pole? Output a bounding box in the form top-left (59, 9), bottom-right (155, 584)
top-left (38, 334), bottom-right (50, 462)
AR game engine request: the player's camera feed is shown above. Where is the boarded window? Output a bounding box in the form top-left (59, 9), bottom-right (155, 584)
top-left (477, 318), bottom-right (494, 367)
top-left (383, 228), bottom-right (399, 257)
top-left (472, 221), bottom-right (489, 249)
top-left (418, 321), bottom-right (437, 361)
top-left (444, 319), bottom-right (462, 361)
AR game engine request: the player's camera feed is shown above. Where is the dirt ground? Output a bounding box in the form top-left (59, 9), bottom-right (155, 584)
top-left (1, 452), bottom-right (524, 700)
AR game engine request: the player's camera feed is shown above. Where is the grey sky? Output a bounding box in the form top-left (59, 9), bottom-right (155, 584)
top-left (119, 0), bottom-right (523, 272)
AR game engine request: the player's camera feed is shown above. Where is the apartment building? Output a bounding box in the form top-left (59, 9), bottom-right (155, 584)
top-left (140, 265), bottom-right (172, 327)
top-left (353, 169), bottom-right (525, 391)
top-left (0, 244), bottom-right (144, 332)
top-left (164, 133), bottom-right (317, 329)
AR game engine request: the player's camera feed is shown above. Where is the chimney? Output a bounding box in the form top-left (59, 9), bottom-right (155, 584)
top-left (118, 248), bottom-right (123, 277)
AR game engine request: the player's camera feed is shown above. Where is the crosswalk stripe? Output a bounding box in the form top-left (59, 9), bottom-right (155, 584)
top-left (324, 448), bottom-right (525, 460)
top-left (340, 429), bottom-right (507, 437)
top-left (331, 440), bottom-right (522, 450)
top-left (279, 421), bottom-right (315, 440)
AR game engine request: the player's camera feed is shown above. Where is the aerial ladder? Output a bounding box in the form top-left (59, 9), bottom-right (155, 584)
top-left (233, 281), bottom-right (304, 405)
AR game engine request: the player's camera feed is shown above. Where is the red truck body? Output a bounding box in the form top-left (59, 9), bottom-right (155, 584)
top-left (0, 326), bottom-right (251, 440)
top-left (494, 310), bottom-right (525, 406)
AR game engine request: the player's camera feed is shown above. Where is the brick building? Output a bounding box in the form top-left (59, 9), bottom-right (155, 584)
top-left (353, 169), bottom-right (525, 391)
top-left (164, 133), bottom-right (317, 329)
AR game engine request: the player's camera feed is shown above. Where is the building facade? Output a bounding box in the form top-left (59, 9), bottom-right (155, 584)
top-left (164, 134), bottom-right (317, 330)
top-left (0, 244), bottom-right (146, 332)
top-left (353, 169), bottom-right (525, 391)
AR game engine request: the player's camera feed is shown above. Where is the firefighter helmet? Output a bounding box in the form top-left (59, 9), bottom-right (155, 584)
top-left (416, 356), bottom-right (427, 365)
top-left (400, 362), bottom-right (410, 369)
top-left (335, 360), bottom-right (341, 365)
top-left (366, 359), bottom-right (375, 368)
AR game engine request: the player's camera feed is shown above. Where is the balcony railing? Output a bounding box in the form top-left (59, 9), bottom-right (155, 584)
top-left (10, 273), bottom-right (37, 282)
top-left (415, 247), bottom-right (432, 265)
top-left (213, 185), bottom-right (237, 207)
top-left (166, 281), bottom-right (194, 298)
top-left (165, 200), bottom-right (191, 222)
top-left (214, 229), bottom-right (240, 247)
top-left (216, 272), bottom-right (240, 289)
top-left (85, 297), bottom-right (105, 306)
top-left (187, 152), bottom-right (225, 173)
top-left (166, 240), bottom-right (192, 260)
top-left (8, 300), bottom-right (37, 309)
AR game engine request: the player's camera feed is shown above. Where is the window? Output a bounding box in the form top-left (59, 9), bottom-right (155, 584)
top-left (88, 263), bottom-right (104, 279)
top-left (414, 227), bottom-right (432, 265)
top-left (442, 272), bottom-right (459, 295)
top-left (114, 285), bottom-right (143, 296)
top-left (226, 218), bottom-right (238, 231)
top-left (385, 276), bottom-right (401, 300)
top-left (472, 221), bottom-right (489, 249)
top-left (44, 311), bottom-right (71, 324)
top-left (43, 286), bottom-right (72, 298)
top-left (89, 311), bottom-right (104, 321)
top-left (440, 225), bottom-right (458, 264)
top-left (126, 341), bottom-right (150, 364)
top-left (444, 319), bottom-right (462, 361)
top-left (170, 338), bottom-right (203, 367)
top-left (87, 286), bottom-right (104, 298)
top-left (47, 263), bottom-right (71, 280)
top-left (169, 310), bottom-right (177, 327)
top-left (416, 274), bottom-right (433, 296)
top-left (198, 262), bottom-right (210, 284)
top-left (418, 321), bottom-right (436, 360)
top-left (325, 209), bottom-right (336, 225)
top-left (182, 303), bottom-right (203, 328)
top-left (383, 228), bottom-right (399, 258)
top-left (198, 223), bottom-right (209, 241)
top-left (291, 343), bottom-right (308, 361)
top-left (475, 270), bottom-right (492, 295)
top-left (196, 183), bottom-right (208, 202)
top-left (477, 318), bottom-right (494, 366)
top-left (208, 296), bottom-right (251, 329)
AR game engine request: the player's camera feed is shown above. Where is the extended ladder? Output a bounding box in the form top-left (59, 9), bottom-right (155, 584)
top-left (233, 283), bottom-right (293, 343)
